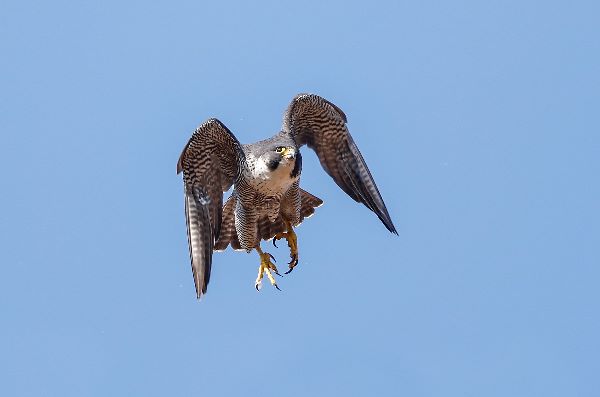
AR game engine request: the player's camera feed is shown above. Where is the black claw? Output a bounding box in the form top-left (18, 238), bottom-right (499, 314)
top-left (255, 284), bottom-right (260, 291)
top-left (284, 267), bottom-right (294, 275)
top-left (274, 270), bottom-right (282, 277)
top-left (275, 284), bottom-right (282, 291)
top-left (268, 253), bottom-right (276, 262)
top-left (272, 239), bottom-right (278, 248)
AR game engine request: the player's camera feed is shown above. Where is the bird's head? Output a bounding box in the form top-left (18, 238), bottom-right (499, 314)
top-left (244, 133), bottom-right (303, 182)
top-left (248, 137), bottom-right (302, 181)
top-left (264, 145), bottom-right (297, 171)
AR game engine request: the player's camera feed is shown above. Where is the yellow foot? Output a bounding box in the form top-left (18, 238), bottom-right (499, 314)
top-left (272, 221), bottom-right (299, 274)
top-left (255, 246), bottom-right (282, 291)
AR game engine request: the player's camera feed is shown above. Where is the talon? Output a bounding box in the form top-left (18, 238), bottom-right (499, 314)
top-left (284, 263), bottom-right (298, 274)
top-left (272, 239), bottom-right (278, 248)
top-left (271, 221), bottom-right (300, 276)
top-left (285, 257), bottom-right (298, 274)
top-left (255, 246), bottom-right (284, 291)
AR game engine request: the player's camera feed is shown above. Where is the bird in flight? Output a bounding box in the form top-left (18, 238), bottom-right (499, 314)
top-left (177, 93), bottom-right (397, 298)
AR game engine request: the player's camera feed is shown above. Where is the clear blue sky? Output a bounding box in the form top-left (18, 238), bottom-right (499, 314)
top-left (1, 1), bottom-right (599, 396)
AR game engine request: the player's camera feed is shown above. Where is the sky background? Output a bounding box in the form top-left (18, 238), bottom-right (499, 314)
top-left (1, 0), bottom-right (599, 396)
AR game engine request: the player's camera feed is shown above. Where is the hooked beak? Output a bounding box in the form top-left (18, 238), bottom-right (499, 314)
top-left (282, 147), bottom-right (296, 159)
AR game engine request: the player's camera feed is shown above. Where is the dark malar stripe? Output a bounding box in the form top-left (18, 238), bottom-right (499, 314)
top-left (291, 150), bottom-right (302, 178)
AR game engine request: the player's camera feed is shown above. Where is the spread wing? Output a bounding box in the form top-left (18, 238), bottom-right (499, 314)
top-left (177, 119), bottom-right (245, 298)
top-left (283, 93), bottom-right (397, 234)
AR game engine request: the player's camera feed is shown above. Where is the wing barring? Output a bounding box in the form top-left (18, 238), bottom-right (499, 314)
top-left (177, 118), bottom-right (245, 298)
top-left (283, 94), bottom-right (397, 234)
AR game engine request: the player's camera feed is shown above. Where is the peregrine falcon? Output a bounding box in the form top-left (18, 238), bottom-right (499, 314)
top-left (177, 93), bottom-right (397, 298)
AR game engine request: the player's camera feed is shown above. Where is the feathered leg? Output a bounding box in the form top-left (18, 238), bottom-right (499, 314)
top-left (272, 219), bottom-right (299, 273)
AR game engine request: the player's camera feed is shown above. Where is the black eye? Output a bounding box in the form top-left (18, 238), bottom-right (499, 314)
top-left (275, 147), bottom-right (285, 153)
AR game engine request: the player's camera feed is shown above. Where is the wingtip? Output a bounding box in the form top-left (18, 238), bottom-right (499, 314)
top-left (194, 284), bottom-right (208, 300)
top-left (192, 268), bottom-right (210, 300)
top-left (385, 220), bottom-right (398, 236)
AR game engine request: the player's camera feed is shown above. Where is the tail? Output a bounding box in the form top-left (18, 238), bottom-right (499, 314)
top-left (214, 194), bottom-right (243, 251)
top-left (213, 189), bottom-right (323, 252)
top-left (295, 189), bottom-right (323, 225)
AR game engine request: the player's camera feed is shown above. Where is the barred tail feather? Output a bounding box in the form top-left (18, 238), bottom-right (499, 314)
top-left (214, 194), bottom-right (243, 251)
top-left (297, 188), bottom-right (323, 224)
